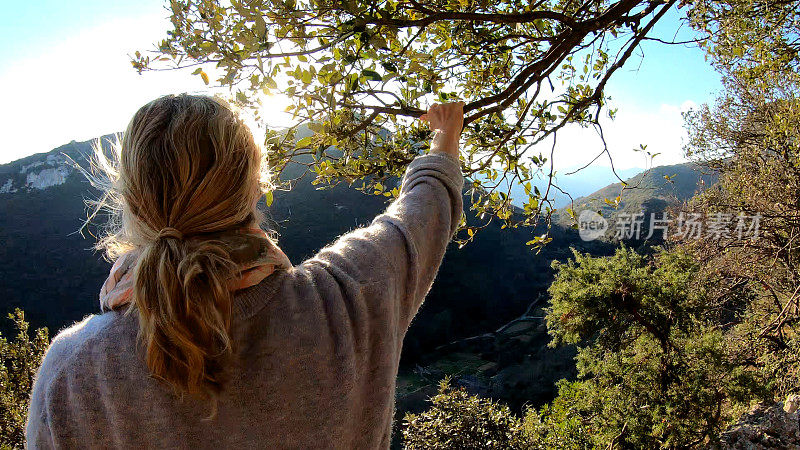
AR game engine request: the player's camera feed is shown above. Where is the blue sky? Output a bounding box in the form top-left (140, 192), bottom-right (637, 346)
top-left (606, 7), bottom-right (720, 107)
top-left (0, 2), bottom-right (720, 169)
top-left (0, 0), bottom-right (164, 63)
top-left (557, 6), bottom-right (721, 171)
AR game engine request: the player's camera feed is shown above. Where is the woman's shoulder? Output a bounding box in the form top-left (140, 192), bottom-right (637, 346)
top-left (27, 312), bottom-right (139, 441)
top-left (38, 312), bottom-right (137, 383)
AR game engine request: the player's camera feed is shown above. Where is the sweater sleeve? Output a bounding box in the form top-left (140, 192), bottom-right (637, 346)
top-left (301, 152), bottom-right (464, 337)
top-left (25, 323), bottom-right (76, 449)
top-left (25, 371), bottom-right (54, 449)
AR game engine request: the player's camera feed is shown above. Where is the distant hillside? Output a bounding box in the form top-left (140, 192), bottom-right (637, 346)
top-left (1, 133), bottom-right (644, 421)
top-left (0, 132), bottom-right (614, 360)
top-left (0, 138), bottom-right (114, 335)
top-left (554, 162), bottom-right (718, 234)
top-left (506, 165), bottom-right (644, 208)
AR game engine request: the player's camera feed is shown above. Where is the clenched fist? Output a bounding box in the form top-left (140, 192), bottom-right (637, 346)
top-left (419, 101), bottom-right (464, 160)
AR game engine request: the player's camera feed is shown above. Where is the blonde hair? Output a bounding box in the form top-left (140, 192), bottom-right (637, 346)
top-left (82, 94), bottom-right (273, 402)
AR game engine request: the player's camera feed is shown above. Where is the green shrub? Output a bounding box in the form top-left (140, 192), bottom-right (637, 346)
top-left (543, 247), bottom-right (764, 448)
top-left (522, 380), bottom-right (596, 449)
top-left (402, 376), bottom-right (528, 449)
top-left (0, 310), bottom-right (49, 449)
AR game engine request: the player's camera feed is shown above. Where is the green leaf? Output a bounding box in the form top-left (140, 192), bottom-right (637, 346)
top-left (296, 136), bottom-right (313, 148)
top-left (361, 69), bottom-right (383, 82)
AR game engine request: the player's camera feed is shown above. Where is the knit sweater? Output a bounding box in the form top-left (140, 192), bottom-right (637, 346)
top-left (25, 152), bottom-right (464, 449)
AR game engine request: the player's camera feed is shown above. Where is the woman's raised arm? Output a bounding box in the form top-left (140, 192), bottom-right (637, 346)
top-left (299, 102), bottom-right (465, 341)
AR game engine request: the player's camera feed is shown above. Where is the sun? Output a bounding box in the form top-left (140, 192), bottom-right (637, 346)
top-left (238, 92), bottom-right (299, 146)
top-left (255, 93), bottom-right (296, 129)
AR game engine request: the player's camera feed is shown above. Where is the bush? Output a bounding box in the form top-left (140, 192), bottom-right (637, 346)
top-left (401, 376), bottom-right (600, 449)
top-left (402, 376), bottom-right (528, 449)
top-left (543, 247), bottom-right (765, 448)
top-left (0, 310), bottom-right (49, 449)
top-left (522, 380), bottom-right (595, 449)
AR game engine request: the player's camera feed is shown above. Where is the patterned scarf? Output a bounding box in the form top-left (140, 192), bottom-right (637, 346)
top-left (99, 227), bottom-right (292, 312)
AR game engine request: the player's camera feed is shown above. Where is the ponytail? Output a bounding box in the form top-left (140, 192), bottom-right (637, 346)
top-left (84, 94), bottom-right (273, 403)
top-left (134, 234), bottom-right (240, 398)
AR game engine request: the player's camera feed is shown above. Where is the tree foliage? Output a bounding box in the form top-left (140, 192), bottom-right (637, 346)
top-left (366, 2), bottom-right (800, 447)
top-left (135, 0), bottom-right (681, 245)
top-left (521, 379), bottom-right (595, 449)
top-left (687, 0), bottom-right (800, 79)
top-left (402, 376), bottom-right (528, 449)
top-left (401, 246), bottom-right (764, 449)
top-left (543, 247), bottom-right (763, 448)
top-left (0, 310), bottom-right (49, 449)
top-left (683, 0), bottom-right (800, 399)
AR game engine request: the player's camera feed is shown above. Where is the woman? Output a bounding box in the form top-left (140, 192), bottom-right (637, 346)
top-left (25, 94), bottom-right (464, 448)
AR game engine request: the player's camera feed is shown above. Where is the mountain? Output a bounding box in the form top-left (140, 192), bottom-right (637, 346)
top-left (0, 133), bottom-right (610, 356)
top-left (0, 139), bottom-right (113, 336)
top-left (508, 165), bottom-right (644, 208)
top-left (554, 162), bottom-right (718, 234)
top-left (392, 161), bottom-right (720, 416)
top-left (1, 134), bottom-right (643, 423)
top-left (9, 133), bottom-right (719, 417)
top-left (473, 164), bottom-right (643, 210)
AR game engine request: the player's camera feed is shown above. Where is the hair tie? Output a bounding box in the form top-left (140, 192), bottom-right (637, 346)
top-left (156, 227), bottom-right (184, 241)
